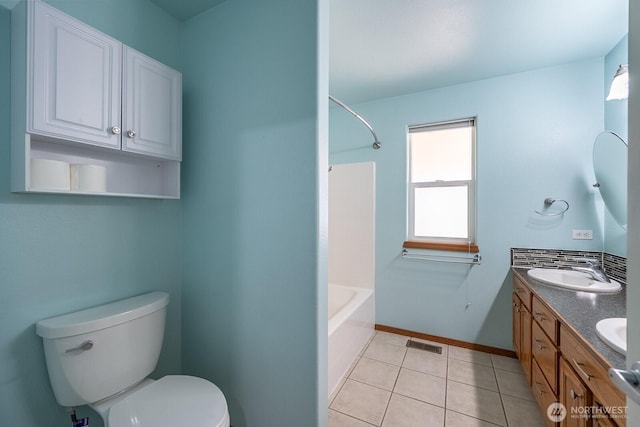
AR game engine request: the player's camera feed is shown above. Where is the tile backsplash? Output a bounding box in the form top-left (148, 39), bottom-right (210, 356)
top-left (511, 247), bottom-right (626, 285)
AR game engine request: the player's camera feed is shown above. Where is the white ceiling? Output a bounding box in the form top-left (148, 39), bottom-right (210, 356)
top-left (2, 0), bottom-right (628, 106)
top-left (330, 0), bottom-right (628, 104)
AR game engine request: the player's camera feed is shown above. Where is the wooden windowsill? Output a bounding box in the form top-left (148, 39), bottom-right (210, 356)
top-left (403, 240), bottom-right (480, 253)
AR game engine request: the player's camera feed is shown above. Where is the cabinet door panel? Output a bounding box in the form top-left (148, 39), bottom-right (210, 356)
top-left (31, 1), bottom-right (121, 148)
top-left (513, 293), bottom-right (522, 356)
top-left (123, 47), bottom-right (182, 160)
top-left (522, 308), bottom-right (532, 385)
top-left (560, 358), bottom-right (590, 427)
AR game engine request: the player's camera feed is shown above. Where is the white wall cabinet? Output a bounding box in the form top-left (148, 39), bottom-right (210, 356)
top-left (122, 47), bottom-right (182, 161)
top-left (11, 0), bottom-right (182, 198)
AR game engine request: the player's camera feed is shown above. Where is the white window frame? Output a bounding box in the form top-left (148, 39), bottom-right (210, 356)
top-left (407, 118), bottom-right (477, 245)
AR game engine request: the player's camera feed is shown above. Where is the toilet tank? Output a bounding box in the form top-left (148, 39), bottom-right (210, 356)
top-left (36, 292), bottom-right (169, 407)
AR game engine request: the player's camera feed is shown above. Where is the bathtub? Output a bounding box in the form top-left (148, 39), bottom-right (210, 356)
top-left (328, 284), bottom-right (375, 398)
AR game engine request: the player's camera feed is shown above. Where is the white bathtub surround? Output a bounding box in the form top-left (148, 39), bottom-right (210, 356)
top-left (328, 162), bottom-right (376, 398)
top-left (328, 162), bottom-right (375, 289)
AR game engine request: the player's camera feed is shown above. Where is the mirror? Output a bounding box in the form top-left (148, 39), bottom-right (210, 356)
top-left (593, 131), bottom-right (627, 233)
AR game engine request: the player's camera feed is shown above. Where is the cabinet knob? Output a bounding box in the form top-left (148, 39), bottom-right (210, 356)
top-left (570, 389), bottom-right (583, 400)
top-left (111, 126), bottom-right (121, 135)
top-left (127, 130), bottom-right (136, 138)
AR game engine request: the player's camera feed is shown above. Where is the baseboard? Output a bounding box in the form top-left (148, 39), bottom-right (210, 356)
top-left (375, 324), bottom-right (517, 358)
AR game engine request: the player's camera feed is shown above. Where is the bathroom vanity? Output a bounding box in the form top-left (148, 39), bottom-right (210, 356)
top-left (512, 268), bottom-right (626, 427)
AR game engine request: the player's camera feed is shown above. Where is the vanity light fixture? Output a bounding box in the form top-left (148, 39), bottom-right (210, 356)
top-left (606, 64), bottom-right (629, 101)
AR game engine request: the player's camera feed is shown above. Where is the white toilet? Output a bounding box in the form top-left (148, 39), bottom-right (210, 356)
top-left (36, 292), bottom-right (230, 427)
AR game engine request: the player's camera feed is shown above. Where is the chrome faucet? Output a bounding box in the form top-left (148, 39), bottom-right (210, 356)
top-left (571, 258), bottom-right (611, 283)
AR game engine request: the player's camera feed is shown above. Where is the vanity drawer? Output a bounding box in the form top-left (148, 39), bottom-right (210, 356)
top-left (532, 359), bottom-right (558, 427)
top-left (593, 415), bottom-right (616, 427)
top-left (592, 399), bottom-right (623, 427)
top-left (532, 296), bottom-right (558, 344)
top-left (532, 320), bottom-right (558, 394)
top-left (513, 275), bottom-right (532, 311)
top-left (560, 325), bottom-right (626, 425)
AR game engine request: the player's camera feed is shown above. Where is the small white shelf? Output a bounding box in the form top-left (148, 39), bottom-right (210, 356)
top-left (15, 134), bottom-right (180, 199)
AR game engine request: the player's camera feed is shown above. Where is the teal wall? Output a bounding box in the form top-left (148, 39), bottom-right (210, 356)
top-left (0, 2), bottom-right (183, 426)
top-left (603, 35), bottom-right (629, 256)
top-left (180, 0), bottom-right (326, 426)
top-left (330, 59), bottom-right (604, 350)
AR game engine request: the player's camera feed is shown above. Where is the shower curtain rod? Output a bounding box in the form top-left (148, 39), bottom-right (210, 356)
top-left (329, 95), bottom-right (382, 150)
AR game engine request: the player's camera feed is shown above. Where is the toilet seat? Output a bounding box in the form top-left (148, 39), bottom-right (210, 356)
top-left (106, 375), bottom-right (230, 427)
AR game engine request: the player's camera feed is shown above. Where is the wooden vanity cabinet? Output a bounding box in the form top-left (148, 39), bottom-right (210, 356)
top-left (513, 275), bottom-right (532, 384)
top-left (560, 326), bottom-right (626, 426)
top-left (512, 272), bottom-right (626, 427)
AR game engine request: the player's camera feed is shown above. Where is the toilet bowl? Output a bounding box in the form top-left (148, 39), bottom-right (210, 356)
top-left (36, 292), bottom-right (230, 427)
top-left (92, 376), bottom-right (230, 427)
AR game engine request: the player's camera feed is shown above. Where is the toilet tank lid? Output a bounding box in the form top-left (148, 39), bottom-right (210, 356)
top-left (36, 292), bottom-right (169, 339)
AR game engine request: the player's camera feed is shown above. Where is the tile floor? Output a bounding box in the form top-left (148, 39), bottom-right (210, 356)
top-left (329, 331), bottom-right (546, 427)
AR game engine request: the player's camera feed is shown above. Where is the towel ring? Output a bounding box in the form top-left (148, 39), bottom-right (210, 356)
top-left (535, 198), bottom-right (569, 216)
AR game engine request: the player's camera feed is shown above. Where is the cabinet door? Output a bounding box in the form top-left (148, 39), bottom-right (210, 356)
top-left (122, 47), bottom-right (182, 160)
top-left (513, 293), bottom-right (522, 356)
top-left (30, 0), bottom-right (121, 148)
top-left (522, 307), bottom-right (532, 385)
top-left (560, 358), bottom-right (590, 427)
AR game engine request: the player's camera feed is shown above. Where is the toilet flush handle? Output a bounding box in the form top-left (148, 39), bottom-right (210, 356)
top-left (65, 340), bottom-right (94, 354)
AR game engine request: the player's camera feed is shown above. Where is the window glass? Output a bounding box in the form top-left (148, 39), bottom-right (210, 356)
top-left (408, 119), bottom-right (476, 244)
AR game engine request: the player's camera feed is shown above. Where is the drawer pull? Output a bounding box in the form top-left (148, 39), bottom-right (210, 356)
top-left (572, 358), bottom-right (594, 381)
top-left (570, 389), bottom-right (583, 400)
top-left (534, 312), bottom-right (546, 321)
top-left (534, 339), bottom-right (546, 350)
top-left (534, 381), bottom-right (546, 395)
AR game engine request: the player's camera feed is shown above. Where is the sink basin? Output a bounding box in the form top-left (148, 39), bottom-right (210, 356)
top-left (596, 318), bottom-right (626, 355)
top-left (526, 268), bottom-right (622, 293)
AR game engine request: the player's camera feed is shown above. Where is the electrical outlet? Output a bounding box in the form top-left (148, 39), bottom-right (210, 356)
top-left (572, 230), bottom-right (593, 240)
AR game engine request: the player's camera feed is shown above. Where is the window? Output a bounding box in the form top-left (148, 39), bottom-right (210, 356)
top-left (407, 118), bottom-right (477, 250)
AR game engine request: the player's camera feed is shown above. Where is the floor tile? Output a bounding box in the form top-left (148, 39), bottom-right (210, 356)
top-left (402, 347), bottom-right (447, 377)
top-left (373, 331), bottom-right (410, 347)
top-left (448, 346), bottom-right (493, 367)
top-left (494, 368), bottom-right (535, 401)
top-left (445, 410), bottom-right (503, 427)
top-left (445, 380), bottom-right (506, 426)
top-left (330, 379), bottom-right (391, 426)
top-left (363, 340), bottom-right (407, 366)
top-left (329, 409), bottom-right (377, 427)
top-left (350, 357), bottom-right (400, 391)
top-left (330, 377), bottom-right (348, 405)
top-left (501, 394), bottom-right (546, 427)
top-left (447, 358), bottom-right (498, 392)
top-left (490, 354), bottom-right (523, 373)
top-left (327, 331), bottom-right (547, 427)
top-left (393, 368), bottom-right (446, 407)
top-left (381, 394), bottom-right (445, 427)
